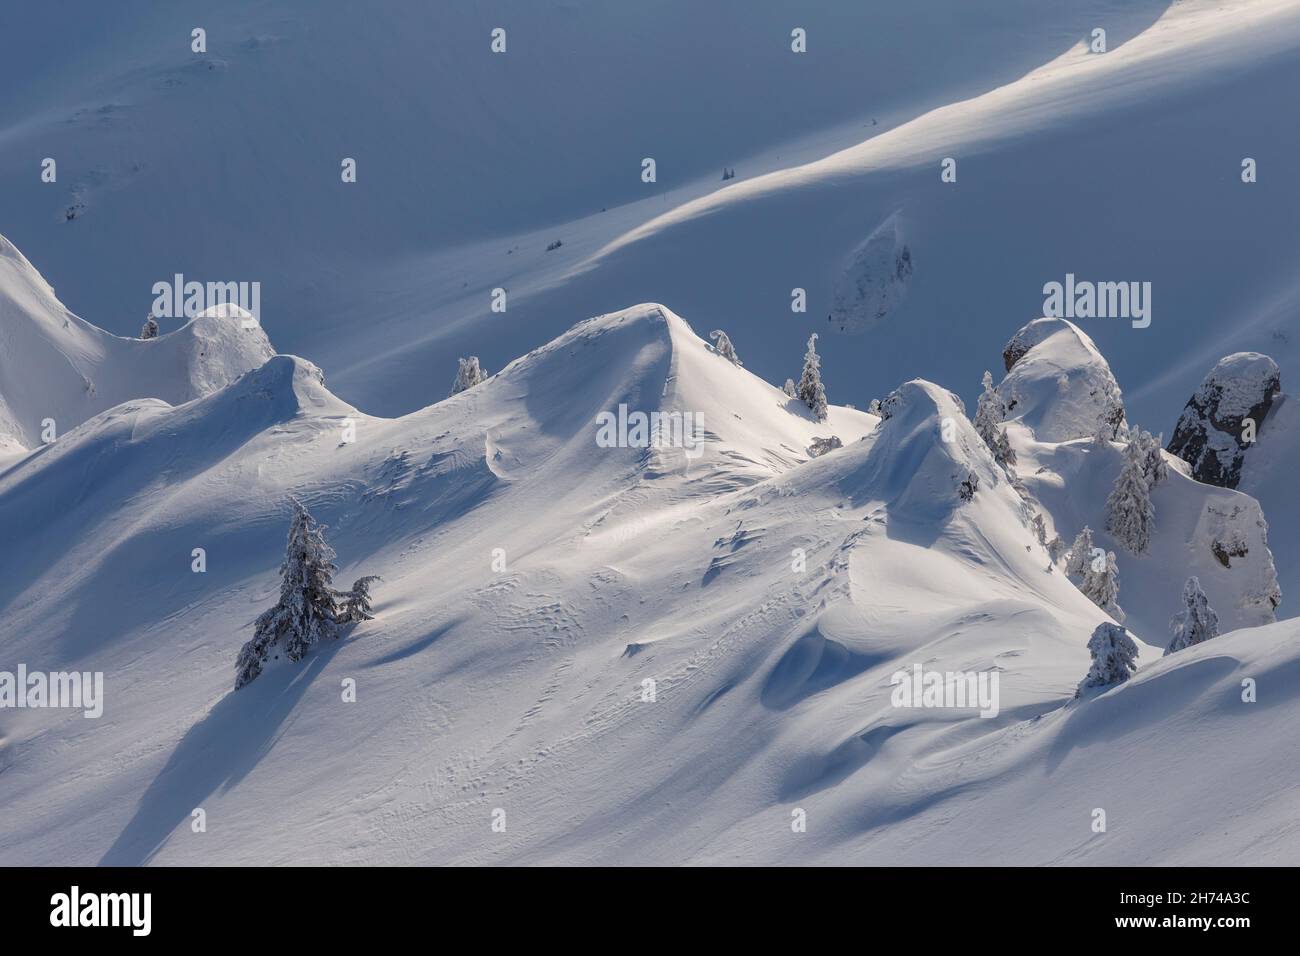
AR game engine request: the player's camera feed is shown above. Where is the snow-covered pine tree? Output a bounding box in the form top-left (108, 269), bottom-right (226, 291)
top-left (1135, 427), bottom-right (1168, 487)
top-left (1092, 412), bottom-right (1116, 445)
top-left (1047, 535), bottom-right (1066, 565)
top-left (797, 333), bottom-right (828, 422)
top-left (991, 423), bottom-right (1016, 469)
top-left (450, 356), bottom-right (487, 396)
top-left (708, 329), bottom-right (742, 366)
top-left (782, 378), bottom-right (797, 398)
top-left (338, 575), bottom-right (382, 624)
top-left (1165, 576), bottom-right (1219, 656)
top-left (1082, 550), bottom-right (1125, 622)
top-left (235, 501), bottom-right (340, 689)
top-left (973, 371), bottom-right (998, 435)
top-left (1076, 622), bottom-right (1139, 696)
top-left (140, 313), bottom-right (159, 340)
top-left (1105, 438), bottom-right (1155, 554)
top-left (1065, 527), bottom-right (1095, 579)
top-left (973, 371), bottom-right (1016, 467)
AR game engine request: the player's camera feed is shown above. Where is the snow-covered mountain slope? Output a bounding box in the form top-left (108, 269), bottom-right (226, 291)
top-left (1238, 393), bottom-right (1300, 603)
top-left (1014, 432), bottom-right (1279, 639)
top-left (5, 2), bottom-right (1300, 869)
top-left (5, 0), bottom-right (1299, 441)
top-left (317, 0), bottom-right (1300, 436)
top-left (3, 297), bottom-right (1294, 866)
top-left (837, 615), bottom-right (1300, 867)
top-left (0, 0), bottom-right (1166, 338)
top-left (0, 234), bottom-right (272, 451)
top-left (994, 318), bottom-right (1281, 642)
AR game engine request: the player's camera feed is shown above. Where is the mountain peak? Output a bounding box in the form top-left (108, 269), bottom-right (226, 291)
top-left (998, 317), bottom-right (1126, 443)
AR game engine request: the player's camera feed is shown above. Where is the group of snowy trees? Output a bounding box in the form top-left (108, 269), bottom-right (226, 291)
top-left (235, 501), bottom-right (379, 689)
top-left (1064, 526), bottom-right (1124, 622)
top-left (1059, 420), bottom-right (1231, 695)
top-left (1076, 575), bottom-right (1221, 695)
top-left (1063, 430), bottom-right (1222, 693)
top-left (708, 328), bottom-right (829, 423)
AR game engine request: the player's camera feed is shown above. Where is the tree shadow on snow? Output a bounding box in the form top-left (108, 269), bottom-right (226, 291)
top-left (98, 639), bottom-right (344, 866)
top-left (1043, 654), bottom-right (1242, 775)
top-left (358, 618), bottom-right (459, 668)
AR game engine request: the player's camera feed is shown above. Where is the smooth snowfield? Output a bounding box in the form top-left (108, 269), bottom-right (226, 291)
top-left (0, 300), bottom-right (1294, 866)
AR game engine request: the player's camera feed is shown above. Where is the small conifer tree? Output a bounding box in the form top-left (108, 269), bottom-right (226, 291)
top-left (1076, 622), bottom-right (1139, 696)
top-left (798, 333), bottom-right (828, 422)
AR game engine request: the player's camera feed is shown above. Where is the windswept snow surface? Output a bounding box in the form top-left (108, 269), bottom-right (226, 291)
top-left (0, 295), bottom-right (1294, 866)
top-left (3, 1), bottom-right (1300, 867)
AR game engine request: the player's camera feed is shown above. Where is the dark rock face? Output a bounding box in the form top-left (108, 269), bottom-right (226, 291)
top-left (1167, 353), bottom-right (1280, 489)
top-left (877, 383), bottom-right (964, 422)
top-left (1002, 319), bottom-right (1058, 372)
top-left (1002, 332), bottom-right (1035, 373)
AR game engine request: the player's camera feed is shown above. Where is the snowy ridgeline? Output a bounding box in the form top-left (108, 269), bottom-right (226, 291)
top-left (0, 236), bottom-right (1298, 862)
top-left (0, 236), bottom-right (273, 455)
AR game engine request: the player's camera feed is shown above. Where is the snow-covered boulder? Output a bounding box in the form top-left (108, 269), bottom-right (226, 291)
top-left (997, 318), bottom-right (1126, 443)
top-left (1166, 352), bottom-right (1281, 489)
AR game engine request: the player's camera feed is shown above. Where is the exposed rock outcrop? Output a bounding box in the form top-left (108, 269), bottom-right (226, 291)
top-left (1167, 353), bottom-right (1280, 489)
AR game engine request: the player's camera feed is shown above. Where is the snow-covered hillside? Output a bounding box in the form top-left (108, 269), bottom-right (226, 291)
top-left (0, 234), bottom-right (272, 453)
top-left (1, 278), bottom-right (1297, 865)
top-left (3, 0), bottom-right (1299, 436)
top-left (996, 319), bottom-right (1281, 640)
top-left (4, 1), bottom-right (1300, 868)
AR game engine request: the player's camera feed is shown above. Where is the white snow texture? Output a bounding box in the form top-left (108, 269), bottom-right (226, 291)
top-left (2, 0), bottom-right (1300, 868)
